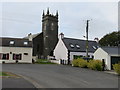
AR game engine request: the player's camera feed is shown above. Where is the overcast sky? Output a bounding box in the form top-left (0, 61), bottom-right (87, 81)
top-left (0, 1), bottom-right (118, 40)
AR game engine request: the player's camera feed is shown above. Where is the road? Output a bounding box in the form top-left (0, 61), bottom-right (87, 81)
top-left (2, 64), bottom-right (118, 88)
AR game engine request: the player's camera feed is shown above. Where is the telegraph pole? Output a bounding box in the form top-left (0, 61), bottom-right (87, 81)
top-left (86, 20), bottom-right (90, 57)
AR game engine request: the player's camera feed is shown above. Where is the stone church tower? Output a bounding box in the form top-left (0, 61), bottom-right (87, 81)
top-left (26, 8), bottom-right (58, 59)
top-left (42, 8), bottom-right (58, 58)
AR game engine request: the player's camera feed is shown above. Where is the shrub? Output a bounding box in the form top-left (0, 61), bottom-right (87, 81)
top-left (72, 59), bottom-right (80, 67)
top-left (72, 58), bottom-right (88, 68)
top-left (87, 60), bottom-right (93, 69)
top-left (87, 60), bottom-right (103, 71)
top-left (113, 64), bottom-right (120, 75)
top-left (78, 58), bottom-right (88, 68)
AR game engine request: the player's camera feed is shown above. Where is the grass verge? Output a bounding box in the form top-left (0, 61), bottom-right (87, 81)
top-left (0, 72), bottom-right (20, 78)
top-left (0, 72), bottom-right (10, 76)
top-left (35, 59), bottom-right (56, 64)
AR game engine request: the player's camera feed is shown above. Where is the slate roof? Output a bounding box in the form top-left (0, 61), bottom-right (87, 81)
top-left (62, 37), bottom-right (99, 52)
top-left (102, 47), bottom-right (119, 55)
top-left (0, 37), bottom-right (32, 47)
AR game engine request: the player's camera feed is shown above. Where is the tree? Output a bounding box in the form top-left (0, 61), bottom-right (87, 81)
top-left (99, 31), bottom-right (120, 46)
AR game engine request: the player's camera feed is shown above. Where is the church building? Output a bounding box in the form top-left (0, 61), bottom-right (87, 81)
top-left (24, 8), bottom-right (59, 59)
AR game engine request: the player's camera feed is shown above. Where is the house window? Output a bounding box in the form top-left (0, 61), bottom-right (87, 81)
top-left (13, 54), bottom-right (22, 60)
top-left (24, 53), bottom-right (28, 55)
top-left (92, 46), bottom-right (97, 49)
top-left (92, 55), bottom-right (94, 59)
top-left (76, 44), bottom-right (80, 49)
top-left (24, 42), bottom-right (28, 45)
top-left (73, 55), bottom-right (83, 59)
top-left (0, 53), bottom-right (9, 60)
top-left (97, 46), bottom-right (99, 48)
top-left (0, 53), bottom-right (2, 59)
top-left (70, 44), bottom-right (74, 48)
top-left (10, 41), bottom-right (14, 45)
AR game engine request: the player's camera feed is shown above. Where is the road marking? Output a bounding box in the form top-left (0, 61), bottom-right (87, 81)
top-left (17, 74), bottom-right (44, 88)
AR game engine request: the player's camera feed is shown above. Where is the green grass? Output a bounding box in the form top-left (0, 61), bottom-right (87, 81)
top-left (0, 72), bottom-right (10, 76)
top-left (35, 59), bottom-right (56, 64)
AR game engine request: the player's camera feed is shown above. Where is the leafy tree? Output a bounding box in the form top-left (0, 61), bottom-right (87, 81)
top-left (99, 31), bottom-right (120, 46)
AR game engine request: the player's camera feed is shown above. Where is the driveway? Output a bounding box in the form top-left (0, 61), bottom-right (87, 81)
top-left (2, 64), bottom-right (119, 88)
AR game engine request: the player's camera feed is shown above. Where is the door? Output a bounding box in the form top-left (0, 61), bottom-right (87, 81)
top-left (111, 56), bottom-right (120, 69)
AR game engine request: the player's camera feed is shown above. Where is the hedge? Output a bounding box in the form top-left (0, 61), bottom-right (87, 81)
top-left (72, 58), bottom-right (103, 71)
top-left (87, 60), bottom-right (103, 71)
top-left (113, 64), bottom-right (120, 75)
top-left (72, 59), bottom-right (80, 67)
top-left (78, 59), bottom-right (88, 68)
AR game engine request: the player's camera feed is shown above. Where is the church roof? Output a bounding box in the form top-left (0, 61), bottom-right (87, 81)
top-left (62, 37), bottom-right (99, 52)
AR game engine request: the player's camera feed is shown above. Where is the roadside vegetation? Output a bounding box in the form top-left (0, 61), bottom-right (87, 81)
top-left (0, 72), bottom-right (21, 78)
top-left (113, 63), bottom-right (120, 75)
top-left (0, 72), bottom-right (11, 76)
top-left (0, 72), bottom-right (16, 76)
top-left (35, 59), bottom-right (56, 64)
top-left (72, 58), bottom-right (103, 71)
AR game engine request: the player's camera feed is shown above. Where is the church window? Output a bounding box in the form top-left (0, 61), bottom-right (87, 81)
top-left (37, 44), bottom-right (39, 52)
top-left (51, 23), bottom-right (54, 30)
top-left (46, 36), bottom-right (48, 38)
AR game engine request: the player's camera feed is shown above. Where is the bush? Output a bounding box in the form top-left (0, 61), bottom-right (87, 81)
top-left (78, 59), bottom-right (88, 68)
top-left (113, 64), bottom-right (120, 75)
top-left (72, 58), bottom-right (103, 71)
top-left (72, 59), bottom-right (80, 67)
top-left (87, 60), bottom-right (103, 71)
top-left (72, 58), bottom-right (88, 68)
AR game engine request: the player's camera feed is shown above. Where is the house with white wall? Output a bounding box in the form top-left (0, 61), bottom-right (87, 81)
top-left (94, 47), bottom-right (120, 70)
top-left (0, 37), bottom-right (32, 63)
top-left (54, 33), bottom-right (99, 64)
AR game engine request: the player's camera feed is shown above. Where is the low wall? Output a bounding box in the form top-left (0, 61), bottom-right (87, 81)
top-left (50, 60), bottom-right (60, 64)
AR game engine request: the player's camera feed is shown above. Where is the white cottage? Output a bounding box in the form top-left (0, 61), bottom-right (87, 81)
top-left (0, 37), bottom-right (32, 63)
top-left (54, 33), bottom-right (99, 64)
top-left (94, 47), bottom-right (120, 70)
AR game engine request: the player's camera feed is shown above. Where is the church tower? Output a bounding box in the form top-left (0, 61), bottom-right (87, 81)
top-left (42, 8), bottom-right (58, 58)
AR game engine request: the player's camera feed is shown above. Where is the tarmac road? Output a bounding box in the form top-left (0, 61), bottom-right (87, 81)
top-left (2, 64), bottom-right (119, 88)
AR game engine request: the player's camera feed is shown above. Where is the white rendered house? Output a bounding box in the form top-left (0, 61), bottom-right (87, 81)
top-left (54, 33), bottom-right (99, 64)
top-left (0, 38), bottom-right (32, 63)
top-left (94, 47), bottom-right (120, 70)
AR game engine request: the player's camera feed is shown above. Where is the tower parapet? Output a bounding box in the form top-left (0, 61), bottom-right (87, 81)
top-left (42, 8), bottom-right (58, 19)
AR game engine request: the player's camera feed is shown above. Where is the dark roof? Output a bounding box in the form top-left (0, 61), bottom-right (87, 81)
top-left (101, 47), bottom-right (119, 55)
top-left (62, 37), bottom-right (99, 52)
top-left (0, 37), bottom-right (32, 47)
